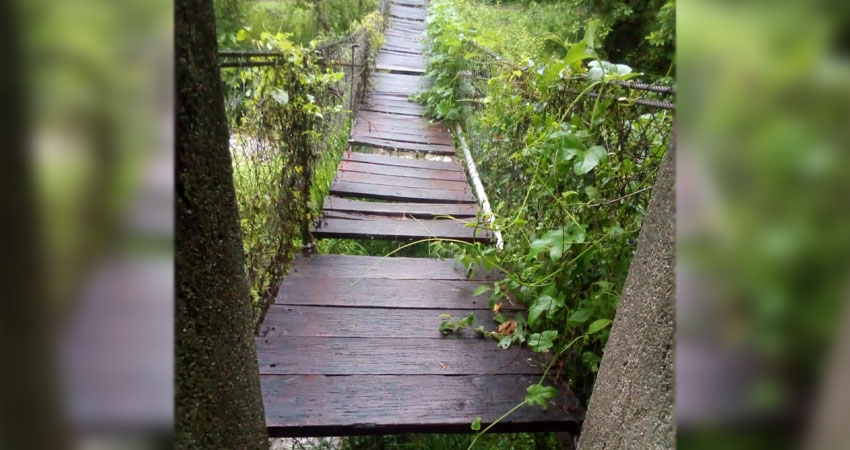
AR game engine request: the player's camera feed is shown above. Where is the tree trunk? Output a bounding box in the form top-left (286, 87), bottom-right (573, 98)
top-left (175, 0), bottom-right (268, 447)
top-left (577, 140), bottom-right (675, 449)
top-left (0, 1), bottom-right (68, 447)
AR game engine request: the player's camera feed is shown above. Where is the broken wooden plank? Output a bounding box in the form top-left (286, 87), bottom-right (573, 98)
top-left (330, 179), bottom-right (475, 203)
top-left (313, 215), bottom-right (491, 242)
top-left (334, 171), bottom-right (470, 192)
top-left (342, 151), bottom-right (463, 171)
top-left (349, 136), bottom-right (456, 155)
top-left (338, 160), bottom-right (467, 181)
top-left (323, 196), bottom-right (477, 218)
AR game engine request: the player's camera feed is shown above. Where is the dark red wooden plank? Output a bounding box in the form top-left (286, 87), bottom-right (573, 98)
top-left (354, 111), bottom-right (445, 132)
top-left (284, 254), bottom-right (498, 281)
top-left (342, 151), bottom-right (463, 171)
top-left (353, 116), bottom-right (449, 136)
top-left (261, 374), bottom-right (583, 437)
top-left (350, 136), bottom-right (456, 154)
top-left (335, 171), bottom-right (470, 192)
top-left (260, 306), bottom-right (519, 338)
top-left (276, 277), bottom-right (510, 308)
top-left (313, 215), bottom-right (491, 242)
top-left (359, 104), bottom-right (424, 117)
top-left (330, 179), bottom-right (474, 202)
top-left (351, 124), bottom-right (452, 145)
top-left (323, 196), bottom-right (477, 217)
top-left (339, 160), bottom-right (467, 181)
top-left (256, 337), bottom-right (545, 375)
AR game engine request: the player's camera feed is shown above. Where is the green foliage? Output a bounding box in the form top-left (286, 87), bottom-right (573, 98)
top-left (570, 0), bottom-right (675, 75)
top-left (439, 312), bottom-right (476, 334)
top-left (524, 384), bottom-right (558, 409)
top-left (215, 0), bottom-right (380, 48)
top-left (419, 0), bottom-right (673, 403)
top-left (225, 32), bottom-right (344, 313)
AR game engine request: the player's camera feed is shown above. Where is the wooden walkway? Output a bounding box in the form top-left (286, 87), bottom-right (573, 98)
top-left (257, 0), bottom-right (583, 437)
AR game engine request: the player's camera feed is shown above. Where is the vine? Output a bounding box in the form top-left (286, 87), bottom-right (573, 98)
top-left (417, 0), bottom-right (673, 440)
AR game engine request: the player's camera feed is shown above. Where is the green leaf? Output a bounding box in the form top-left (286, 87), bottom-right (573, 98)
top-left (498, 335), bottom-right (512, 349)
top-left (568, 308), bottom-right (591, 327)
top-left (528, 330), bottom-right (558, 352)
top-left (471, 416), bottom-right (482, 431)
top-left (473, 285), bottom-right (492, 297)
top-left (525, 384), bottom-right (558, 409)
top-left (528, 295), bottom-right (563, 329)
top-left (271, 89), bottom-right (289, 105)
top-left (588, 318), bottom-right (612, 334)
top-left (574, 145), bottom-right (607, 175)
top-left (236, 28), bottom-right (249, 42)
top-left (530, 224), bottom-right (586, 261)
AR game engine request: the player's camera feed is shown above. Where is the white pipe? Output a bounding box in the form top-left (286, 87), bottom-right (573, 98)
top-left (454, 123), bottom-right (504, 249)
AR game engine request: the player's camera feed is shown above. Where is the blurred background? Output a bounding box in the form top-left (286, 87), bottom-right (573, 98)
top-left (0, 0), bottom-right (848, 449)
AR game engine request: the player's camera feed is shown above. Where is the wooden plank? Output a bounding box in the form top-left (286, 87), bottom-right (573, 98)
top-left (330, 180), bottom-right (474, 202)
top-left (342, 151), bottom-right (463, 171)
top-left (256, 337), bottom-right (544, 375)
top-left (350, 136), bottom-right (456, 155)
top-left (334, 171), bottom-right (469, 192)
top-left (359, 104), bottom-right (424, 117)
top-left (260, 306), bottom-right (519, 338)
top-left (351, 125), bottom-right (452, 145)
top-left (322, 196), bottom-right (477, 217)
top-left (353, 114), bottom-right (448, 135)
top-left (339, 161), bottom-right (467, 181)
top-left (261, 374), bottom-right (583, 436)
top-left (275, 277), bottom-right (511, 308)
top-left (283, 254), bottom-right (498, 281)
top-left (355, 111), bottom-right (443, 132)
top-left (313, 215), bottom-right (491, 242)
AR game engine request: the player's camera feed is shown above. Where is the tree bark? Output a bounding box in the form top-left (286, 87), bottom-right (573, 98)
top-left (0, 1), bottom-right (68, 447)
top-left (175, 0), bottom-right (268, 447)
top-left (577, 140), bottom-right (675, 449)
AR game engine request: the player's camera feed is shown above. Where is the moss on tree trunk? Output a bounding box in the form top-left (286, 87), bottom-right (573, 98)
top-left (175, 0), bottom-right (268, 447)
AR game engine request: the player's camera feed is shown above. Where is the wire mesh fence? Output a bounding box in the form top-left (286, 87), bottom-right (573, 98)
top-left (217, 9), bottom-right (386, 322)
top-left (454, 40), bottom-right (675, 222)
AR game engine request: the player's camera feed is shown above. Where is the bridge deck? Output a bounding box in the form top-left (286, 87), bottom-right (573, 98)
top-left (258, 255), bottom-right (584, 436)
top-left (258, 0), bottom-right (584, 437)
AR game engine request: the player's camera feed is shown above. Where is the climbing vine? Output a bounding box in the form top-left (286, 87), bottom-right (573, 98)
top-left (418, 0), bottom-right (674, 427)
top-left (223, 32), bottom-right (344, 317)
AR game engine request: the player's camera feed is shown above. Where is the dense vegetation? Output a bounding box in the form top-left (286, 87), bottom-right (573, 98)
top-left (216, 0), bottom-right (385, 316)
top-left (414, 0), bottom-right (673, 418)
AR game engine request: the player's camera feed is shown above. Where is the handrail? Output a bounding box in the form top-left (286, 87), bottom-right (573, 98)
top-left (454, 123), bottom-right (504, 250)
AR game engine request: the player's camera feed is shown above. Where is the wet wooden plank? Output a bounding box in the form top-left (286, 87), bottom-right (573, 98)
top-left (335, 171), bottom-right (469, 192)
top-left (359, 103), bottom-right (424, 117)
top-left (284, 254), bottom-right (497, 281)
top-left (350, 136), bottom-right (456, 155)
top-left (256, 337), bottom-right (544, 375)
top-left (342, 151), bottom-right (463, 171)
top-left (275, 277), bottom-right (509, 308)
top-left (330, 179), bottom-right (474, 202)
top-left (260, 306), bottom-right (519, 338)
top-left (390, 4), bottom-right (428, 20)
top-left (261, 374), bottom-right (583, 437)
top-left (354, 111), bottom-right (443, 132)
top-left (322, 196), bottom-right (477, 217)
top-left (313, 215), bottom-right (491, 242)
top-left (338, 161), bottom-right (467, 181)
top-left (351, 125), bottom-right (452, 145)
